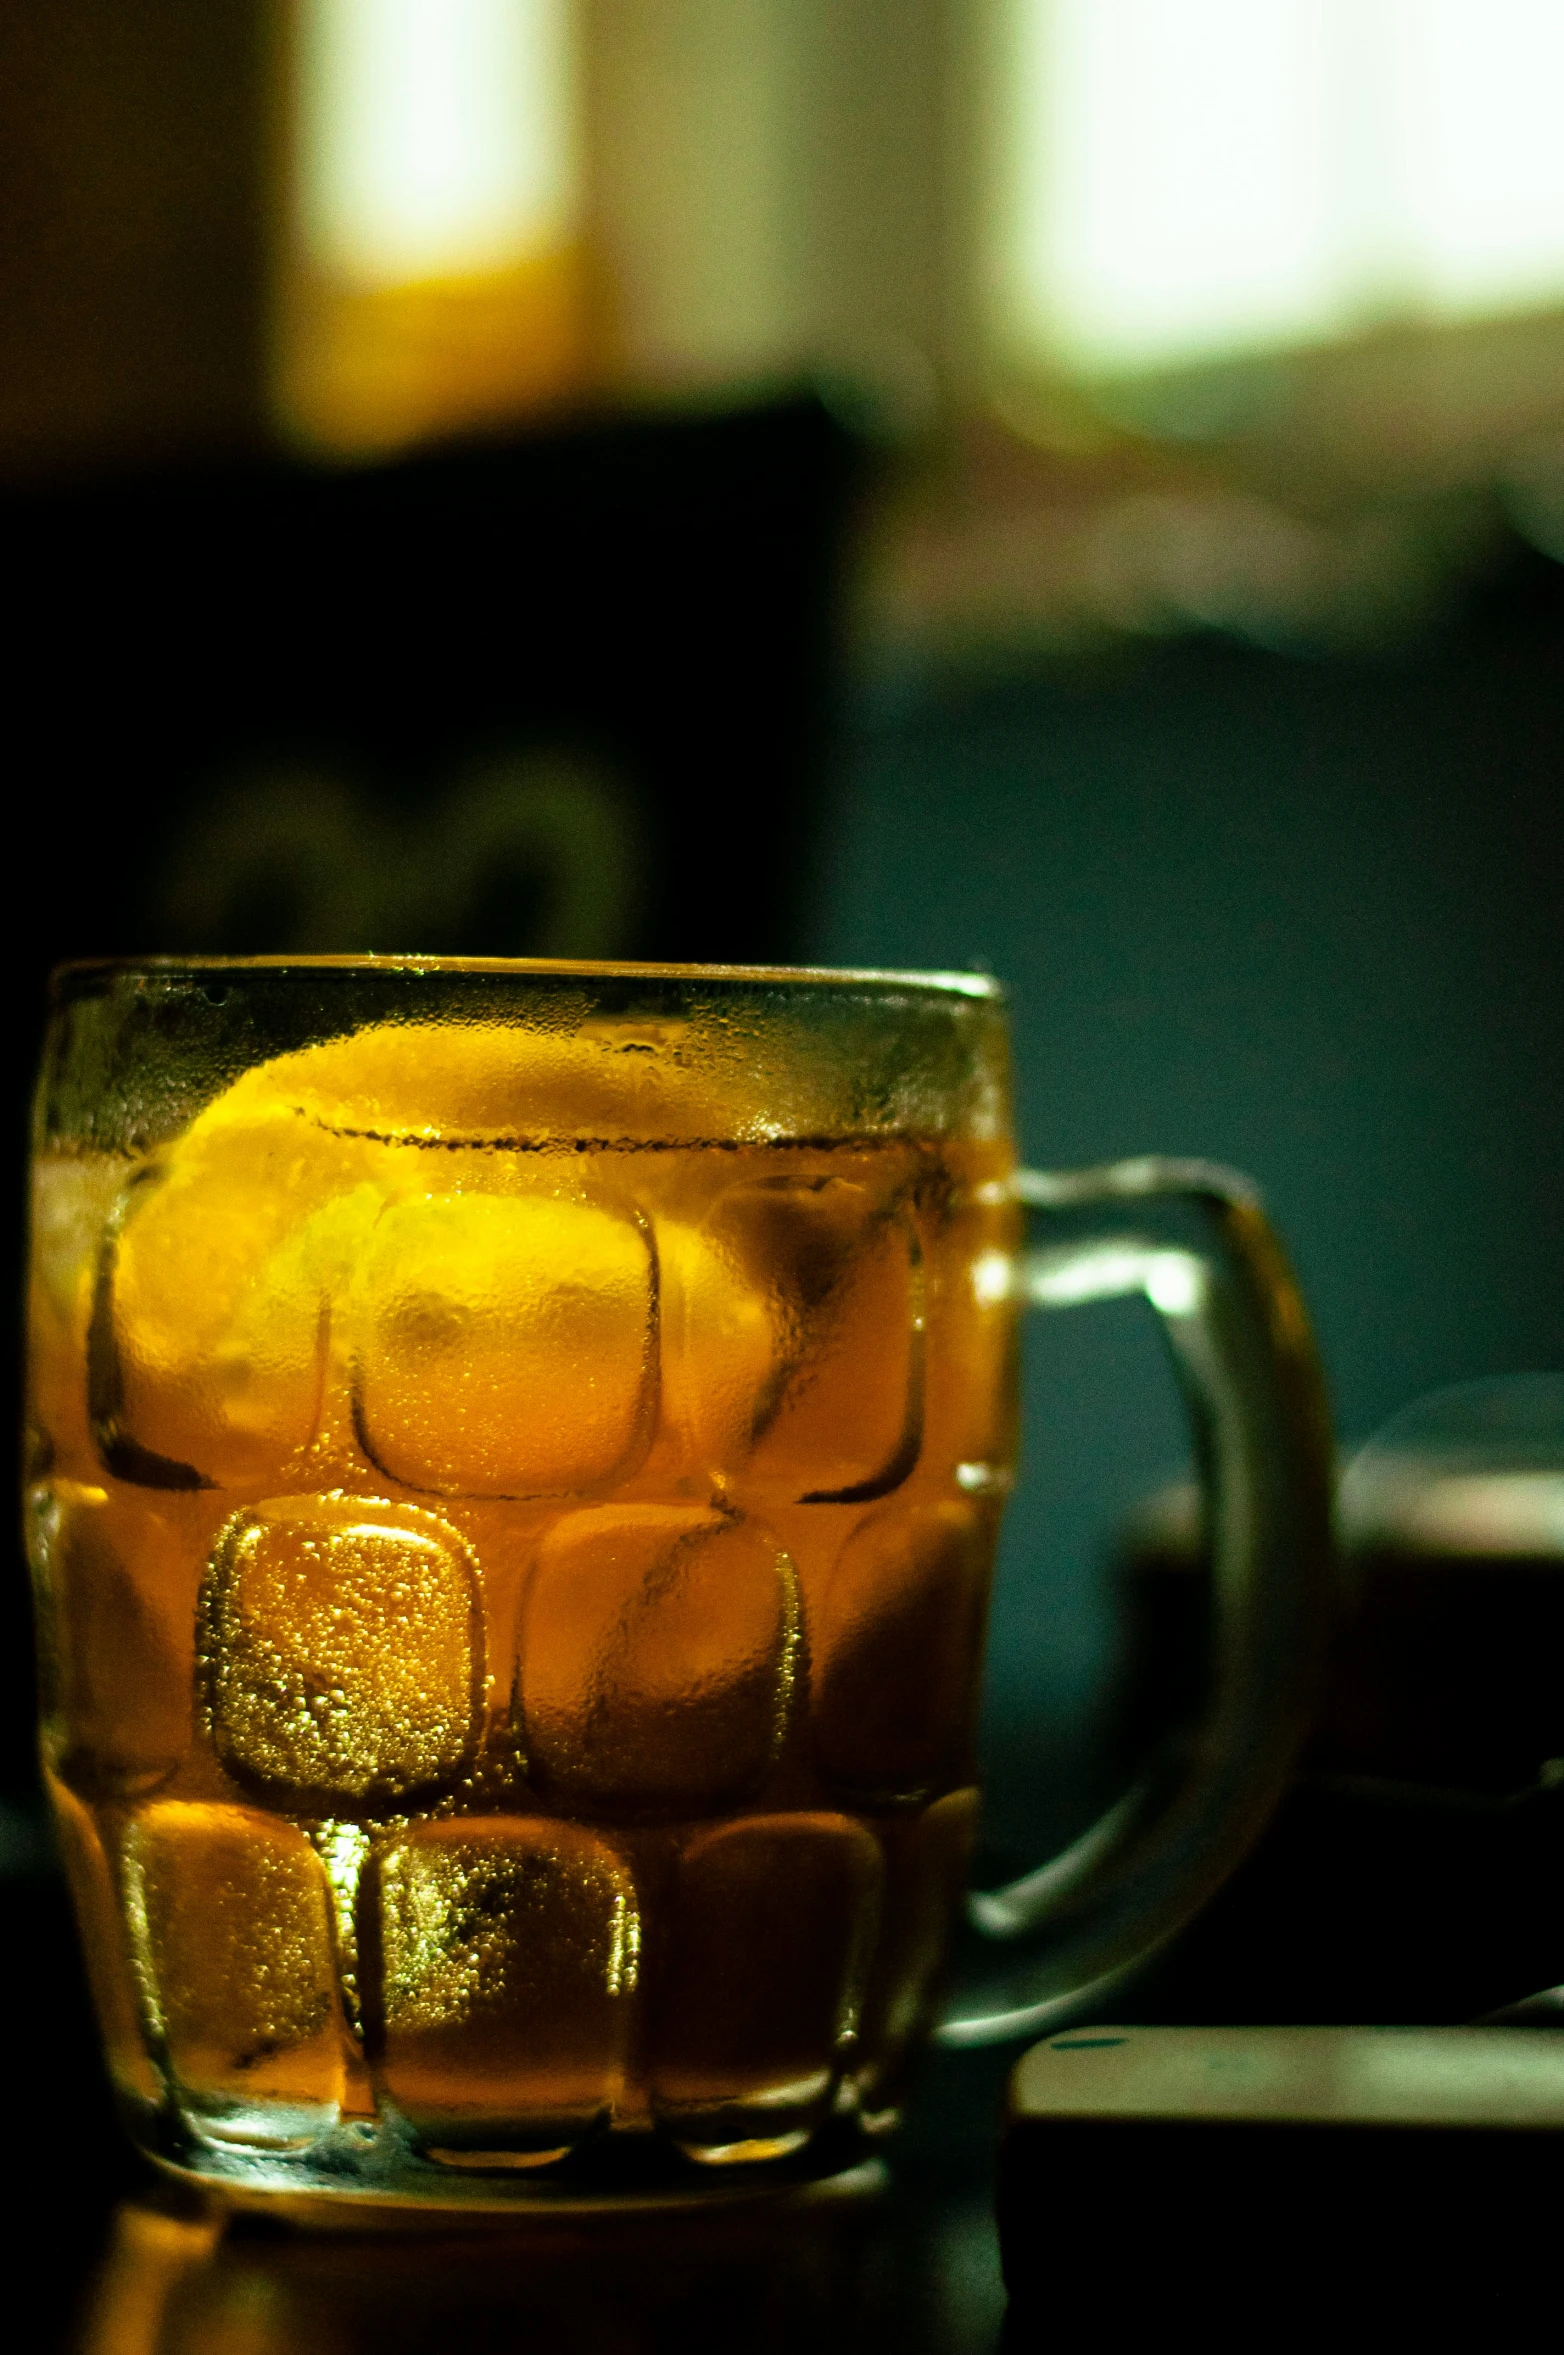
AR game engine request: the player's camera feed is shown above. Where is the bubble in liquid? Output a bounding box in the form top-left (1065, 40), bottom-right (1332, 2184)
top-left (517, 1506), bottom-right (798, 1812)
top-left (125, 1801), bottom-right (344, 2145)
top-left (649, 1812), bottom-right (882, 2160)
top-left (353, 1191), bottom-right (656, 1497)
top-left (374, 1817), bottom-right (638, 2155)
top-left (202, 1496), bottom-right (482, 1810)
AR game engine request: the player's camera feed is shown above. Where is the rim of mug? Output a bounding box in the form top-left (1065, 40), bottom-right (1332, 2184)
top-left (49, 954), bottom-right (1004, 1001)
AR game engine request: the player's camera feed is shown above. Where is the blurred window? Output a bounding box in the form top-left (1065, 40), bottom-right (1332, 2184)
top-left (297, 0), bottom-right (577, 284)
top-left (991, 0), bottom-right (1564, 381)
top-left (279, 0), bottom-right (586, 450)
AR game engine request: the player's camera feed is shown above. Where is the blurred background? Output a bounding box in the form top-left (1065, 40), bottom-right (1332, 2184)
top-left (4, 0), bottom-right (1564, 1852)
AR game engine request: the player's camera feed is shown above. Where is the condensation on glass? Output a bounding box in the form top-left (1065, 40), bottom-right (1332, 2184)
top-left (27, 960), bottom-right (1015, 2203)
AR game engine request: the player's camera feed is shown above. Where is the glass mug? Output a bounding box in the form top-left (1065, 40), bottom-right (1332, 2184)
top-left (26, 959), bottom-right (1331, 2217)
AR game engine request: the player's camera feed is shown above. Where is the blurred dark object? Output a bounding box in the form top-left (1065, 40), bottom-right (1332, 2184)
top-left (999, 2026), bottom-right (1564, 2335)
top-left (0, 1), bottom-right (269, 482)
top-left (2, 397), bottom-right (856, 975)
top-left (1113, 1375), bottom-right (1564, 1793)
top-left (0, 396), bottom-right (861, 1799)
top-left (73, 2178), bottom-right (894, 2355)
top-left (1325, 1373), bottom-right (1564, 1793)
top-left (2, 1841), bottom-right (139, 2348)
top-left (1103, 1377), bottom-right (1564, 2022)
top-left (1119, 1770), bottom-right (1564, 2026)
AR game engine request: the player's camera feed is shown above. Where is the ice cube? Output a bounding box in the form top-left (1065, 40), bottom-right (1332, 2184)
top-left (517, 1507), bottom-right (796, 1812)
top-left (853, 1787), bottom-right (978, 2120)
top-left (374, 1817), bottom-right (637, 2154)
top-left (352, 1192), bottom-right (655, 1497)
top-left (649, 1812), bottom-right (882, 2159)
top-left (97, 1110), bottom-right (380, 1488)
top-left (810, 1501), bottom-right (989, 1799)
top-left (202, 1496), bottom-right (482, 1809)
top-left (681, 1181), bottom-right (921, 1503)
top-left (28, 1480), bottom-right (195, 1797)
top-left (125, 1800), bottom-right (344, 2144)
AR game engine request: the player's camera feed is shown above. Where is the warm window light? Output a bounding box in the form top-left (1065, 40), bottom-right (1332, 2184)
top-left (1399, 0), bottom-right (1564, 319)
top-left (993, 0), bottom-right (1564, 382)
top-left (298, 0), bottom-right (576, 283)
top-left (280, 0), bottom-right (585, 451)
top-left (1001, 0), bottom-right (1337, 377)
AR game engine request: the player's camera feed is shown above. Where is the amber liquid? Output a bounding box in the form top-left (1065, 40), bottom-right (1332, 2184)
top-left (27, 1020), bottom-right (1017, 2179)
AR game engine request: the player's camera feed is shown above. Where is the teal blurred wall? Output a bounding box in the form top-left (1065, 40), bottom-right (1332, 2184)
top-left (813, 569), bottom-right (1564, 1771)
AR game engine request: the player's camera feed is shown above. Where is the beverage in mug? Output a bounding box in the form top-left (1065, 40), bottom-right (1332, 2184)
top-left (26, 962), bottom-right (1329, 2210)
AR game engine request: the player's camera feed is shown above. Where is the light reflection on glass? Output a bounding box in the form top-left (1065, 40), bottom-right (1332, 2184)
top-left (1025, 1242), bottom-right (1207, 1318)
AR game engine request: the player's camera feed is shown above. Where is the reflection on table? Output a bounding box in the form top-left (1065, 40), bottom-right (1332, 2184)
top-left (71, 2155), bottom-right (1006, 2355)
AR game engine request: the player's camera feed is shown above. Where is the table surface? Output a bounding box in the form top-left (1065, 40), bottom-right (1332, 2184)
top-left (9, 1854), bottom-right (1016, 2355)
top-left (25, 1738), bottom-right (1564, 2353)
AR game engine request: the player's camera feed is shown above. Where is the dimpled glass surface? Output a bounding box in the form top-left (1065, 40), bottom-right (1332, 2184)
top-left (28, 962), bottom-right (1016, 2194)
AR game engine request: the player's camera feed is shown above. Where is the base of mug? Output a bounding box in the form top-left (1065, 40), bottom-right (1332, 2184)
top-left (129, 2101), bottom-right (891, 2229)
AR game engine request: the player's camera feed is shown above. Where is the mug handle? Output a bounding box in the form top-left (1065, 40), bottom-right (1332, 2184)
top-left (936, 1156), bottom-right (1335, 2047)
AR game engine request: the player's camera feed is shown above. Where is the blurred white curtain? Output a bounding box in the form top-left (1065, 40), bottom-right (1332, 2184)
top-left (992, 0), bottom-right (1564, 379)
